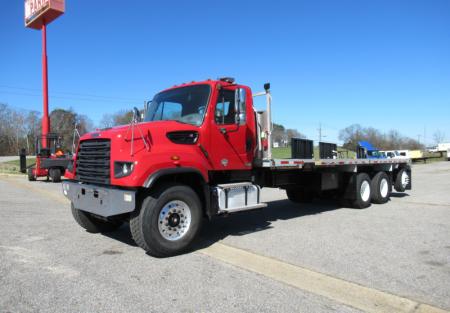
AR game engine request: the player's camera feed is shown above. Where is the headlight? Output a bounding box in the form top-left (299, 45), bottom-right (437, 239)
top-left (114, 161), bottom-right (134, 178)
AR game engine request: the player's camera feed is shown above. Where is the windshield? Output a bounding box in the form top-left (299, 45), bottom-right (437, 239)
top-left (368, 150), bottom-right (382, 157)
top-left (144, 85), bottom-right (210, 126)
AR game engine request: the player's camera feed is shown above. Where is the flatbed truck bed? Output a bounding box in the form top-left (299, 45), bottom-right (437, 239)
top-left (260, 157), bottom-right (409, 168)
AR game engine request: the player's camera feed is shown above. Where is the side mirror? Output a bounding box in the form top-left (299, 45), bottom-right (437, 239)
top-left (144, 101), bottom-right (151, 116)
top-left (234, 88), bottom-right (246, 124)
top-left (133, 107), bottom-right (142, 123)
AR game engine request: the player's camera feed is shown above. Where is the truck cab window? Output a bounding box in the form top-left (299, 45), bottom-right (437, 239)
top-left (153, 102), bottom-right (182, 121)
top-left (215, 89), bottom-right (246, 125)
top-left (145, 85), bottom-right (210, 126)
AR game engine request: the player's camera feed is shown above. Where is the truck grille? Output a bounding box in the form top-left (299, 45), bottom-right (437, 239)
top-left (75, 139), bottom-right (111, 185)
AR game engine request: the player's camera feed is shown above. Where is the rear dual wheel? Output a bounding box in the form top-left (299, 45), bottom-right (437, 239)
top-left (371, 172), bottom-right (391, 204)
top-left (353, 172), bottom-right (391, 208)
top-left (394, 168), bottom-right (410, 192)
top-left (353, 173), bottom-right (372, 209)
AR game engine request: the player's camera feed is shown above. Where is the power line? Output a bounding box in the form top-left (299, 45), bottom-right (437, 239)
top-left (0, 90), bottom-right (140, 104)
top-left (0, 84), bottom-right (143, 102)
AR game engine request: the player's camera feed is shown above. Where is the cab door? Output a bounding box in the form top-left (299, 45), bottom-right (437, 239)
top-left (208, 86), bottom-right (254, 170)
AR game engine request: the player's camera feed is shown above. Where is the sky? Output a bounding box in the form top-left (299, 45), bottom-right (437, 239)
top-left (1, 0), bottom-right (449, 145)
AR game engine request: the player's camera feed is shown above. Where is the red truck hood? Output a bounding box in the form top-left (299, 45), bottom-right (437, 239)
top-left (81, 120), bottom-right (198, 142)
top-left (78, 120), bottom-right (200, 159)
top-left (74, 120), bottom-right (205, 186)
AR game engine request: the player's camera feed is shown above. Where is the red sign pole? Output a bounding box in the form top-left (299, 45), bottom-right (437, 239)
top-left (41, 22), bottom-right (49, 148)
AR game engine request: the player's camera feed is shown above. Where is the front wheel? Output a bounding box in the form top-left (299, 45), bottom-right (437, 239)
top-left (130, 184), bottom-right (203, 257)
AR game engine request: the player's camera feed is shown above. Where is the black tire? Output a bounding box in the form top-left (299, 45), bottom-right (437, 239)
top-left (394, 168), bottom-right (409, 192)
top-left (27, 168), bottom-right (36, 181)
top-left (353, 173), bottom-right (372, 209)
top-left (286, 188), bottom-right (313, 203)
top-left (130, 184), bottom-right (203, 257)
top-left (49, 168), bottom-right (61, 183)
top-left (371, 172), bottom-right (391, 204)
top-left (71, 203), bottom-right (123, 233)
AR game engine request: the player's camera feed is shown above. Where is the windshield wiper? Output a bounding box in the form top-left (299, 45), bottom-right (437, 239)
top-left (173, 119), bottom-right (193, 125)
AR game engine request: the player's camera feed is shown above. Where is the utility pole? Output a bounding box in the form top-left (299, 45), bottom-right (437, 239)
top-left (423, 126), bottom-right (426, 147)
top-left (318, 122), bottom-right (326, 142)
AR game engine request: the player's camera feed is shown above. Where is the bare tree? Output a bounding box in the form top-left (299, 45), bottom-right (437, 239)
top-left (50, 108), bottom-right (93, 152)
top-left (433, 130), bottom-right (446, 144)
top-left (339, 124), bottom-right (424, 151)
top-left (339, 124), bottom-right (364, 150)
top-left (100, 110), bottom-right (133, 128)
top-left (286, 129), bottom-right (305, 140)
top-left (0, 103), bottom-right (29, 155)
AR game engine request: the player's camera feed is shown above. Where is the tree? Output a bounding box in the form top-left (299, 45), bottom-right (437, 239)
top-left (286, 128), bottom-right (305, 140)
top-left (50, 108), bottom-right (93, 152)
top-left (339, 124), bottom-right (364, 150)
top-left (0, 104), bottom-right (93, 156)
top-left (339, 124), bottom-right (424, 151)
top-left (0, 103), bottom-right (29, 155)
top-left (25, 110), bottom-right (41, 154)
top-left (100, 110), bottom-right (133, 128)
top-left (433, 130), bottom-right (445, 144)
top-left (270, 123), bottom-right (304, 147)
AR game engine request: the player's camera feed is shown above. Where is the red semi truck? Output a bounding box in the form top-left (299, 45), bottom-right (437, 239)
top-left (62, 78), bottom-right (411, 257)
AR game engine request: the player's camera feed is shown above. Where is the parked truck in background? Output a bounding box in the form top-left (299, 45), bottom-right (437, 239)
top-left (357, 141), bottom-right (386, 159)
top-left (62, 78), bottom-right (412, 257)
top-left (382, 150), bottom-right (410, 159)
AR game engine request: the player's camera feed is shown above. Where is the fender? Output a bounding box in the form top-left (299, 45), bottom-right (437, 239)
top-left (143, 167), bottom-right (207, 188)
top-left (143, 167), bottom-right (214, 218)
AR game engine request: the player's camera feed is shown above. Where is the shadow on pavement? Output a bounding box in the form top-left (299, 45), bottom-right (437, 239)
top-left (193, 199), bottom-right (342, 251)
top-left (390, 192), bottom-right (410, 198)
top-left (102, 224), bottom-right (137, 247)
top-left (101, 198), bottom-right (344, 253)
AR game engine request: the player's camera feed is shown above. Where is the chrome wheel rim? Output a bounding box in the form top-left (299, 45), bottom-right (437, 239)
top-left (380, 178), bottom-right (389, 198)
top-left (401, 171), bottom-right (409, 188)
top-left (360, 180), bottom-right (371, 202)
top-left (158, 200), bottom-right (192, 241)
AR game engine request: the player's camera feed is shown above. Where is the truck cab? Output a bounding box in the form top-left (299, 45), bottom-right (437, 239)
top-left (63, 78), bottom-right (267, 256)
top-left (66, 78), bottom-right (257, 188)
top-left (357, 141), bottom-right (386, 159)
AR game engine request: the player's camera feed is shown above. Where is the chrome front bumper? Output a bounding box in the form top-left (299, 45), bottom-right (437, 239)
top-left (62, 181), bottom-right (136, 217)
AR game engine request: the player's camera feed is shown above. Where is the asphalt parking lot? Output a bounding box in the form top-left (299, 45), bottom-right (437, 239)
top-left (1, 162), bottom-right (449, 313)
